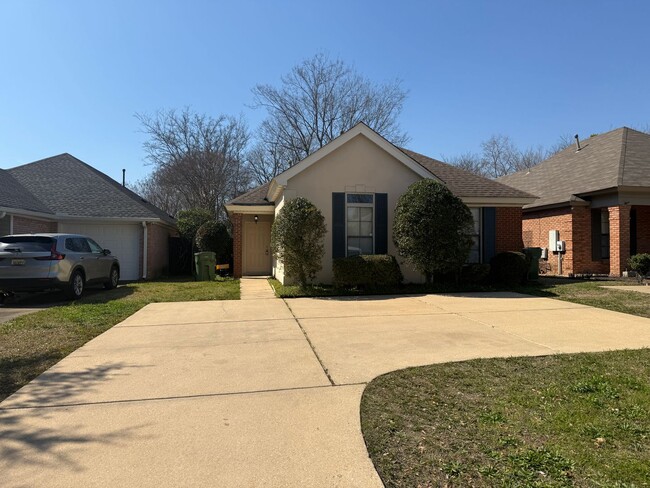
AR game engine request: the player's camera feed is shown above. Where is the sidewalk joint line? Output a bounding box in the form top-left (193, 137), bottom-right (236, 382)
top-left (0, 382), bottom-right (367, 411)
top-left (283, 298), bottom-right (336, 386)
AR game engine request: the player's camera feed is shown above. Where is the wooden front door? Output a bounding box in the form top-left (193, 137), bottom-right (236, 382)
top-left (243, 221), bottom-right (272, 275)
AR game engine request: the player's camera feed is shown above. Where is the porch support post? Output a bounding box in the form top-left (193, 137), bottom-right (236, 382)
top-left (233, 213), bottom-right (243, 278)
top-left (608, 205), bottom-right (631, 276)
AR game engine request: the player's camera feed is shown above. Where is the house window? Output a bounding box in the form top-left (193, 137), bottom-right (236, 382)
top-left (346, 193), bottom-right (374, 256)
top-left (467, 208), bottom-right (481, 263)
top-left (600, 210), bottom-right (610, 259)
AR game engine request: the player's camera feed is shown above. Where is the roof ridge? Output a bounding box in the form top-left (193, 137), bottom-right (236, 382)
top-left (617, 127), bottom-right (629, 186)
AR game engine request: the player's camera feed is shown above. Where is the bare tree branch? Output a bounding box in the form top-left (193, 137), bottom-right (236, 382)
top-left (135, 108), bottom-right (251, 217)
top-left (249, 53), bottom-right (409, 179)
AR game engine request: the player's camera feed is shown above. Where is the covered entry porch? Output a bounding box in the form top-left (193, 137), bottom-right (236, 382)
top-left (229, 209), bottom-right (274, 278)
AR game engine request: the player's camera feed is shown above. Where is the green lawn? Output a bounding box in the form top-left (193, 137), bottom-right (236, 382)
top-left (361, 350), bottom-right (650, 487)
top-left (516, 279), bottom-right (650, 319)
top-left (0, 278), bottom-right (239, 402)
top-left (360, 279), bottom-right (650, 487)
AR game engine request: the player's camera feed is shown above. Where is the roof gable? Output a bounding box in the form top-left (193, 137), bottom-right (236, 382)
top-left (267, 123), bottom-right (437, 201)
top-left (498, 127), bottom-right (650, 209)
top-left (8, 153), bottom-right (175, 224)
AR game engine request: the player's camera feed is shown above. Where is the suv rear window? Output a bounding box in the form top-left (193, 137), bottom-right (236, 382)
top-left (65, 238), bottom-right (91, 253)
top-left (0, 236), bottom-right (55, 252)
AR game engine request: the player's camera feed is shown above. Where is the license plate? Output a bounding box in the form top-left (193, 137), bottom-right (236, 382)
top-left (11, 259), bottom-right (26, 266)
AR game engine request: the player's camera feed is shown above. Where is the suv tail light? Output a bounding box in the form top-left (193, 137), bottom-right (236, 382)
top-left (35, 242), bottom-right (66, 261)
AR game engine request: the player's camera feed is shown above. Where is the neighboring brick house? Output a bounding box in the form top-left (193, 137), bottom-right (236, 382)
top-left (226, 123), bottom-right (535, 284)
top-left (498, 127), bottom-right (650, 276)
top-left (0, 153), bottom-right (177, 280)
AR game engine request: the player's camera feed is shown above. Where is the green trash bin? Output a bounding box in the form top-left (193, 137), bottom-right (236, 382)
top-left (194, 252), bottom-right (216, 281)
top-left (523, 247), bottom-right (543, 280)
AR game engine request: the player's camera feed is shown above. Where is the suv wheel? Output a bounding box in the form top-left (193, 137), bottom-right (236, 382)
top-left (65, 270), bottom-right (85, 299)
top-left (104, 266), bottom-right (119, 290)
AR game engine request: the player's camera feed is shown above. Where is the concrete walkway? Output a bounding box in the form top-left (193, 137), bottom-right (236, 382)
top-left (2, 282), bottom-right (650, 487)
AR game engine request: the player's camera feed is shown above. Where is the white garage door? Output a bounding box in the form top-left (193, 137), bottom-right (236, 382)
top-left (59, 222), bottom-right (142, 281)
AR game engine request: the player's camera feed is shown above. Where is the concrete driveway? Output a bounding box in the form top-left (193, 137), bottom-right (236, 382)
top-left (2, 284), bottom-right (650, 487)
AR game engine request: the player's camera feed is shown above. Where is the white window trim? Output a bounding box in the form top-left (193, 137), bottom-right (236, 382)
top-left (345, 193), bottom-right (375, 257)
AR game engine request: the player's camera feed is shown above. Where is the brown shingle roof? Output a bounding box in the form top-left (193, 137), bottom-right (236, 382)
top-left (400, 149), bottom-right (536, 199)
top-left (227, 146), bottom-right (536, 207)
top-left (497, 127), bottom-right (650, 209)
top-left (228, 182), bottom-right (273, 205)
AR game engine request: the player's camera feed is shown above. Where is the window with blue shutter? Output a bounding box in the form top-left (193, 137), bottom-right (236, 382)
top-left (482, 207), bottom-right (497, 263)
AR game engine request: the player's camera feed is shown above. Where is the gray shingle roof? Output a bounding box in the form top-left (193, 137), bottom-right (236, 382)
top-left (228, 182), bottom-right (273, 205)
top-left (7, 153), bottom-right (175, 225)
top-left (0, 169), bottom-right (53, 214)
top-left (400, 149), bottom-right (536, 199)
top-left (498, 127), bottom-right (650, 209)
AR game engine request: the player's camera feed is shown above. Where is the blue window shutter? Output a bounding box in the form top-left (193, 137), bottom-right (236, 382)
top-left (332, 193), bottom-right (346, 258)
top-left (482, 207), bottom-right (496, 263)
top-left (375, 193), bottom-right (388, 254)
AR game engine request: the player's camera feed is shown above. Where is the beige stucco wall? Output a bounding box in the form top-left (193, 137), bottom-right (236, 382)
top-left (272, 194), bottom-right (286, 283)
top-left (282, 133), bottom-right (426, 284)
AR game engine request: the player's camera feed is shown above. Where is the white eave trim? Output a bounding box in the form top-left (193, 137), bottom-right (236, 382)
top-left (461, 196), bottom-right (538, 207)
top-left (225, 204), bottom-right (276, 215)
top-left (266, 122), bottom-right (439, 202)
top-left (0, 206), bottom-right (56, 220)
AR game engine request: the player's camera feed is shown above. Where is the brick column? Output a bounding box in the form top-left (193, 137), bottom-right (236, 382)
top-left (609, 205), bottom-right (631, 276)
top-left (232, 213), bottom-right (243, 278)
top-left (495, 207), bottom-right (523, 253)
top-left (570, 206), bottom-right (592, 276)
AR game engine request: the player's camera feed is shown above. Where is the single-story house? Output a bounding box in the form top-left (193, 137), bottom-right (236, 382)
top-left (226, 123), bottom-right (536, 284)
top-left (0, 153), bottom-right (177, 280)
top-left (498, 127), bottom-right (650, 276)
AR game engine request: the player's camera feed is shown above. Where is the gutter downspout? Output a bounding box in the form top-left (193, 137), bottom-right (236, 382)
top-left (142, 221), bottom-right (148, 280)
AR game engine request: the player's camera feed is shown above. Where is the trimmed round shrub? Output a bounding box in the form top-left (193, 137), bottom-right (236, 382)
top-left (271, 197), bottom-right (326, 287)
top-left (628, 253), bottom-right (650, 276)
top-left (489, 252), bottom-right (528, 285)
top-left (393, 180), bottom-right (474, 284)
top-left (195, 221), bottom-right (232, 262)
top-left (333, 254), bottom-right (403, 289)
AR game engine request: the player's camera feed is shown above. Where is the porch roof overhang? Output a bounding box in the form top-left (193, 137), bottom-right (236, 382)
top-left (225, 204), bottom-right (275, 216)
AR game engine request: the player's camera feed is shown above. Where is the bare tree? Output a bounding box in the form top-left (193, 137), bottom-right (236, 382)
top-left (515, 145), bottom-right (546, 171)
top-left (444, 151), bottom-right (485, 176)
top-left (480, 134), bottom-right (519, 178)
top-left (448, 133), bottom-right (574, 178)
top-left (136, 108), bottom-right (251, 217)
top-left (546, 133), bottom-right (574, 156)
top-left (250, 53), bottom-right (409, 178)
top-left (131, 170), bottom-right (185, 217)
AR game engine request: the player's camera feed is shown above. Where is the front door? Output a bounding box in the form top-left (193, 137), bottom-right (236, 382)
top-left (243, 221), bottom-right (272, 275)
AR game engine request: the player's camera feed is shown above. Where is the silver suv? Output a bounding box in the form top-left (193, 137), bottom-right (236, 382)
top-left (0, 234), bottom-right (120, 300)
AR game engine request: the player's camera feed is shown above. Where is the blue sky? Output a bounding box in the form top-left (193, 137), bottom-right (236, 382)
top-left (1, 1), bottom-right (648, 184)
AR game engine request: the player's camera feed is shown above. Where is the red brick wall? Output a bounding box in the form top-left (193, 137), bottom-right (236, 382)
top-left (522, 207), bottom-right (573, 274)
top-left (571, 206), bottom-right (609, 275)
top-left (11, 216), bottom-right (57, 234)
top-left (609, 205), bottom-right (631, 276)
top-left (147, 223), bottom-right (173, 279)
top-left (232, 213), bottom-right (243, 278)
top-left (635, 205), bottom-right (650, 254)
top-left (495, 207), bottom-right (523, 253)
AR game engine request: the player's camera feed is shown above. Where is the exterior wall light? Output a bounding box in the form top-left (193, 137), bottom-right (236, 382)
top-left (254, 215), bottom-right (258, 223)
